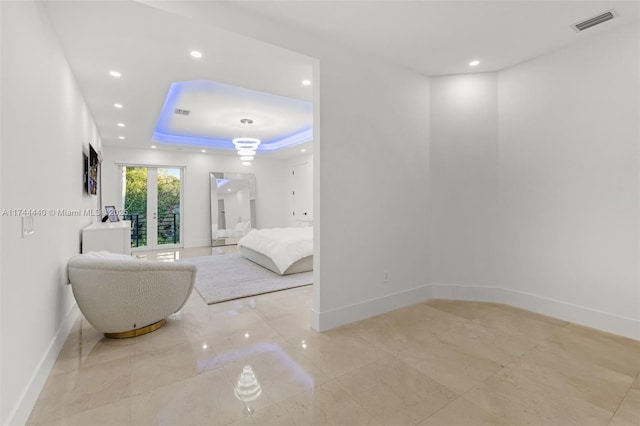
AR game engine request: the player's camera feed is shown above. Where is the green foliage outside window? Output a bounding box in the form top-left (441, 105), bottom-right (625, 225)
top-left (124, 167), bottom-right (180, 246)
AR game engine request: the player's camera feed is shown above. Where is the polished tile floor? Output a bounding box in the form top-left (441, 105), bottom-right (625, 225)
top-left (28, 247), bottom-right (640, 425)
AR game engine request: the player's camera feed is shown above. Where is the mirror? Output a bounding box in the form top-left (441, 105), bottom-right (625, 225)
top-left (210, 172), bottom-right (256, 246)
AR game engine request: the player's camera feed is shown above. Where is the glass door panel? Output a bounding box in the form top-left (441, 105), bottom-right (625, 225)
top-left (157, 168), bottom-right (181, 246)
top-left (123, 166), bottom-right (148, 248)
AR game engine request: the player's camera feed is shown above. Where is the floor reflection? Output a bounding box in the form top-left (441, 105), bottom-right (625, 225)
top-left (234, 365), bottom-right (262, 413)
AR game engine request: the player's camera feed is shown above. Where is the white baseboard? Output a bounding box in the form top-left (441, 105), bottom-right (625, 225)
top-left (315, 284), bottom-right (432, 332)
top-left (314, 282), bottom-right (639, 340)
top-left (310, 308), bottom-right (320, 332)
top-left (184, 239), bottom-right (212, 249)
top-left (6, 303), bottom-right (79, 426)
top-left (430, 283), bottom-right (640, 341)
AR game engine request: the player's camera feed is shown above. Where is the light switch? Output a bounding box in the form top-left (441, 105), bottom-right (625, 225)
top-left (22, 216), bottom-right (34, 238)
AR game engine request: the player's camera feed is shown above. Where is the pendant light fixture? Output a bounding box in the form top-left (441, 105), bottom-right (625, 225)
top-left (234, 118), bottom-right (260, 165)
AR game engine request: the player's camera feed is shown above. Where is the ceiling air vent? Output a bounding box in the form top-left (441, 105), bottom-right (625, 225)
top-left (571, 10), bottom-right (616, 32)
top-left (174, 108), bottom-right (190, 115)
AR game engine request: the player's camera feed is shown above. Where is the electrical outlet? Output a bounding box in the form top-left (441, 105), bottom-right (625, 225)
top-left (383, 270), bottom-right (389, 283)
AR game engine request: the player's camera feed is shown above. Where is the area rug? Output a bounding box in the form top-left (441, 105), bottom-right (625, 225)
top-left (180, 253), bottom-right (313, 304)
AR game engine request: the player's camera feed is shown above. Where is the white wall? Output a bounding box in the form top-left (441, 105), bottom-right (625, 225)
top-left (145, 2), bottom-right (432, 330)
top-left (428, 24), bottom-right (639, 339)
top-left (430, 73), bottom-right (499, 288)
top-left (0, 2), bottom-right (100, 424)
top-left (308, 50), bottom-right (431, 329)
top-left (498, 23), bottom-right (639, 338)
top-left (100, 147), bottom-right (288, 248)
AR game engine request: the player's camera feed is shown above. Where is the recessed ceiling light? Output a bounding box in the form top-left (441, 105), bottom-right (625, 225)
top-left (301, 149), bottom-right (306, 153)
top-left (227, 188), bottom-right (232, 192)
top-left (469, 60), bottom-right (480, 67)
top-left (151, 145), bottom-right (157, 149)
top-left (118, 136), bottom-right (125, 140)
top-left (201, 149), bottom-right (206, 153)
top-left (114, 103), bottom-right (123, 108)
top-left (190, 50), bottom-right (202, 58)
top-left (240, 156), bottom-right (254, 161)
top-left (242, 162), bottom-right (252, 166)
top-left (117, 123), bottom-right (125, 127)
top-left (302, 79), bottom-right (311, 86)
top-left (109, 70), bottom-right (121, 78)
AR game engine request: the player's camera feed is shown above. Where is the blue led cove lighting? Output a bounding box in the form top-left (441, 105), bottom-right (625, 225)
top-left (153, 80), bottom-right (312, 151)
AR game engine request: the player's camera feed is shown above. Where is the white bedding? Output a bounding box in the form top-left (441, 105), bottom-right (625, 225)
top-left (238, 227), bottom-right (313, 275)
top-left (214, 220), bottom-right (251, 239)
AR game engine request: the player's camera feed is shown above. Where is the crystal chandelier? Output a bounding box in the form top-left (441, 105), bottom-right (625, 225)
top-left (234, 118), bottom-right (260, 166)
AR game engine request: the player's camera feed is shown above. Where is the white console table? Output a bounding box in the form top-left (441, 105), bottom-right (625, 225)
top-left (82, 221), bottom-right (132, 255)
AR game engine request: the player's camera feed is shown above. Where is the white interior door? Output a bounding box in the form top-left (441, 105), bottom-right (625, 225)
top-left (291, 161), bottom-right (313, 224)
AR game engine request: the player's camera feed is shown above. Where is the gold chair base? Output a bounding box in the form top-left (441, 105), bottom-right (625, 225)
top-left (104, 319), bottom-right (166, 339)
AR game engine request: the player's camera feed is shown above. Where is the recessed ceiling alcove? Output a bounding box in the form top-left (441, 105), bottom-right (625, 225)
top-left (153, 80), bottom-right (312, 151)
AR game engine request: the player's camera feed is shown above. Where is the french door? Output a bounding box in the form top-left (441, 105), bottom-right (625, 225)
top-left (120, 165), bottom-right (184, 250)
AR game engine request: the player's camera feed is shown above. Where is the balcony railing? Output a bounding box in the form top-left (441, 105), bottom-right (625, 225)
top-left (123, 212), bottom-right (179, 248)
top-left (158, 213), bottom-right (180, 245)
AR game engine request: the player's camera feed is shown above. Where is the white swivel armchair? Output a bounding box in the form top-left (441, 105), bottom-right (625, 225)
top-left (67, 251), bottom-right (197, 338)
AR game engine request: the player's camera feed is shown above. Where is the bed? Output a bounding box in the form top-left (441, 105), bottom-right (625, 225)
top-left (237, 227), bottom-right (313, 275)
